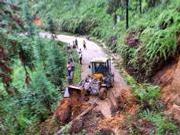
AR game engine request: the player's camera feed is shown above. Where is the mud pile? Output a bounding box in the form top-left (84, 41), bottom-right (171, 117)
top-left (54, 96), bottom-right (90, 124)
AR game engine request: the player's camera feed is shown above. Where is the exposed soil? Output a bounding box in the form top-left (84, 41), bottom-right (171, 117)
top-left (39, 32), bottom-right (138, 134)
top-left (153, 57), bottom-right (180, 123)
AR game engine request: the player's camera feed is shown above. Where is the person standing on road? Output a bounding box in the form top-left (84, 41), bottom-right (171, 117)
top-left (67, 61), bottom-right (72, 77)
top-left (79, 51), bottom-right (82, 65)
top-left (75, 39), bottom-right (78, 48)
top-left (67, 61), bottom-right (73, 84)
top-left (83, 40), bottom-right (87, 50)
top-left (69, 58), bottom-right (75, 71)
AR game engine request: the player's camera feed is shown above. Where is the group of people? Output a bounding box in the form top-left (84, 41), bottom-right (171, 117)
top-left (66, 38), bottom-right (88, 83)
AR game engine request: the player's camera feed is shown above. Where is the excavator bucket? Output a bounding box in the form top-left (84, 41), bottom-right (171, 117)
top-left (64, 85), bottom-right (82, 98)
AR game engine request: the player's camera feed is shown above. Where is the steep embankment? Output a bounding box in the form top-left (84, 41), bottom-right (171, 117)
top-left (153, 57), bottom-right (180, 123)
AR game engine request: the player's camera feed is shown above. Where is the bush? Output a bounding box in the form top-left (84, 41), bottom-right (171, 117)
top-left (139, 111), bottom-right (178, 135)
top-left (126, 75), bottom-right (160, 110)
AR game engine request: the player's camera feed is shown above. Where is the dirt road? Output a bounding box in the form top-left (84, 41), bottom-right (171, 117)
top-left (39, 32), bottom-right (129, 118)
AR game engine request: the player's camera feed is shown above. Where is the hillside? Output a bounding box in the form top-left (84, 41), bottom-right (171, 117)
top-left (33, 0), bottom-right (180, 80)
top-left (0, 0), bottom-right (180, 134)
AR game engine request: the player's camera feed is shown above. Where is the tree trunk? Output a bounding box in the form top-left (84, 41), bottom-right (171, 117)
top-left (126, 0), bottom-right (129, 29)
top-left (139, 0), bottom-right (142, 14)
top-left (148, 0), bottom-right (156, 7)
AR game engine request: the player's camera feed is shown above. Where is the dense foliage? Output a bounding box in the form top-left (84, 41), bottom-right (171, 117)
top-left (0, 1), bottom-right (66, 134)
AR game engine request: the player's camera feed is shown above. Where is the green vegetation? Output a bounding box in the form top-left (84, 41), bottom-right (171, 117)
top-left (0, 1), bottom-right (67, 134)
top-left (126, 75), bottom-right (160, 109)
top-left (33, 0), bottom-right (180, 81)
top-left (139, 111), bottom-right (178, 135)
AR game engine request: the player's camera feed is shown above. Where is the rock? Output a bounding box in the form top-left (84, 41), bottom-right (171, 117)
top-left (125, 32), bottom-right (140, 47)
top-left (95, 110), bottom-right (104, 118)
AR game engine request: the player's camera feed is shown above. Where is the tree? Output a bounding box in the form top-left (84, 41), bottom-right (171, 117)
top-left (47, 17), bottom-right (56, 39)
top-left (107, 0), bottom-right (121, 25)
top-left (147, 0), bottom-right (161, 7)
top-left (126, 0), bottom-right (129, 29)
top-left (45, 42), bottom-right (66, 88)
top-left (139, 0), bottom-right (142, 13)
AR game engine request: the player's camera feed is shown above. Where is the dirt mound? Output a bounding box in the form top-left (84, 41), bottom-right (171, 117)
top-left (33, 17), bottom-right (43, 27)
top-left (54, 95), bottom-right (90, 125)
top-left (117, 89), bottom-right (137, 112)
top-left (54, 99), bottom-right (72, 124)
top-left (153, 57), bottom-right (180, 123)
top-left (99, 114), bottom-right (125, 130)
top-left (69, 109), bottom-right (103, 134)
top-left (98, 104), bottom-right (139, 131)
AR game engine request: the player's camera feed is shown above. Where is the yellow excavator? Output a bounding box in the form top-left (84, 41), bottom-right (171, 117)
top-left (64, 57), bottom-right (114, 100)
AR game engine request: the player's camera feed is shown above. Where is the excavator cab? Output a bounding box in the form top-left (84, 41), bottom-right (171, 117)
top-left (90, 57), bottom-right (114, 88)
top-left (91, 58), bottom-right (111, 75)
